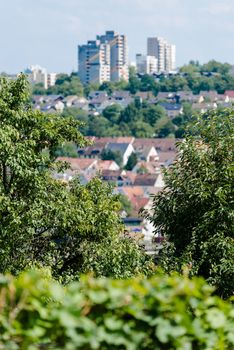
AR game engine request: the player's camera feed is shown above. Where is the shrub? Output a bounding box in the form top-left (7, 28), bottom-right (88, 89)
top-left (0, 270), bottom-right (233, 349)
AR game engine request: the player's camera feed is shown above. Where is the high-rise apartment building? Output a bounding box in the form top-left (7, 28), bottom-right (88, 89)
top-left (24, 65), bottom-right (57, 89)
top-left (147, 37), bottom-right (176, 72)
top-left (25, 65), bottom-right (48, 89)
top-left (78, 31), bottom-right (129, 85)
top-left (97, 31), bottom-right (129, 82)
top-left (78, 40), bottom-right (110, 85)
top-left (136, 54), bottom-right (158, 75)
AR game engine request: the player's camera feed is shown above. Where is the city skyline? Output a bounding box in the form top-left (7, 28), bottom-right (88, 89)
top-left (1, 0), bottom-right (234, 73)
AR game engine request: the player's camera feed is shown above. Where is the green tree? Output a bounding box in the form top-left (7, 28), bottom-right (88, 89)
top-left (118, 193), bottom-right (133, 216)
top-left (0, 75), bottom-right (152, 281)
top-left (125, 152), bottom-right (138, 171)
top-left (55, 142), bottom-right (78, 157)
top-left (52, 177), bottom-right (152, 281)
top-left (47, 73), bottom-right (84, 96)
top-left (201, 60), bottom-right (231, 75)
top-left (101, 149), bottom-right (122, 167)
top-left (88, 115), bottom-right (111, 137)
top-left (32, 82), bottom-right (46, 95)
top-left (127, 74), bottom-right (141, 94)
top-left (157, 120), bottom-right (175, 138)
top-left (140, 74), bottom-right (157, 92)
top-left (102, 104), bottom-right (122, 124)
top-left (0, 74), bottom-right (87, 275)
top-left (143, 105), bottom-right (166, 126)
top-left (179, 62), bottom-right (200, 74)
top-left (62, 107), bottom-right (89, 135)
top-left (120, 103), bottom-right (139, 123)
top-left (145, 110), bottom-right (234, 298)
top-left (130, 120), bottom-right (154, 138)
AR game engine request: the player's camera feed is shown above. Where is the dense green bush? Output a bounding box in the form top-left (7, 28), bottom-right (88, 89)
top-left (145, 109), bottom-right (234, 298)
top-left (0, 270), bottom-right (233, 349)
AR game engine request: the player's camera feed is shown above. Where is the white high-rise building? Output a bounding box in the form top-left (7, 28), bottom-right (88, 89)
top-left (25, 65), bottom-right (48, 89)
top-left (47, 72), bottom-right (57, 88)
top-left (78, 31), bottom-right (129, 85)
top-left (24, 65), bottom-right (57, 89)
top-left (97, 31), bottom-right (129, 82)
top-left (136, 54), bottom-right (158, 75)
top-left (147, 37), bottom-right (176, 72)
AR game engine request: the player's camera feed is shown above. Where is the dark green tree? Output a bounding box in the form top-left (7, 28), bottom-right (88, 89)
top-left (120, 103), bottom-right (139, 123)
top-left (102, 104), bottom-right (122, 124)
top-left (118, 193), bottom-right (133, 216)
top-left (200, 60), bottom-right (231, 75)
top-left (88, 115), bottom-right (111, 137)
top-left (125, 152), bottom-right (138, 171)
top-left (157, 121), bottom-right (175, 138)
top-left (46, 74), bottom-right (84, 96)
top-left (143, 105), bottom-right (166, 126)
top-left (130, 120), bottom-right (154, 138)
top-left (144, 110), bottom-right (234, 298)
top-left (101, 149), bottom-right (122, 167)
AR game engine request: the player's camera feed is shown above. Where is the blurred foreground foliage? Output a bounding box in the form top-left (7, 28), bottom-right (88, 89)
top-left (0, 270), bottom-right (233, 350)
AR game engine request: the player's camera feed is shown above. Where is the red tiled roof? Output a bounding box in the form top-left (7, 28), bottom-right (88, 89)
top-left (56, 157), bottom-right (97, 171)
top-left (94, 137), bottom-right (135, 144)
top-left (121, 186), bottom-right (145, 200)
top-left (225, 90), bottom-right (234, 98)
top-left (134, 174), bottom-right (159, 187)
top-left (133, 138), bottom-right (176, 151)
top-left (96, 160), bottom-right (119, 170)
top-left (134, 161), bottom-right (160, 174)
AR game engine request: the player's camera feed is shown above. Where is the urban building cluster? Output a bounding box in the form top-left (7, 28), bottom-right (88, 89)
top-left (78, 31), bottom-right (129, 85)
top-left (136, 37), bottom-right (176, 75)
top-left (2, 31), bottom-right (177, 88)
top-left (32, 88), bottom-right (233, 116)
top-left (24, 65), bottom-right (57, 89)
top-left (54, 136), bottom-right (176, 247)
top-left (78, 32), bottom-right (176, 84)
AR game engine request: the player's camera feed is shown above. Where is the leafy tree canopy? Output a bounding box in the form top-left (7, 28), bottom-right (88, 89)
top-left (0, 75), bottom-right (153, 281)
top-left (144, 109), bottom-right (234, 298)
top-left (125, 152), bottom-right (138, 171)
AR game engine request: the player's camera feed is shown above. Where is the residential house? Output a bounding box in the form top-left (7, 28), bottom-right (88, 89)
top-left (95, 137), bottom-right (135, 144)
top-left (56, 157), bottom-right (98, 180)
top-left (132, 161), bottom-right (160, 174)
top-left (192, 102), bottom-right (217, 113)
top-left (89, 91), bottom-right (108, 100)
top-left (134, 145), bottom-right (159, 162)
top-left (101, 170), bottom-right (133, 186)
top-left (135, 91), bottom-right (153, 101)
top-left (157, 92), bottom-right (176, 102)
top-left (198, 90), bottom-right (218, 102)
top-left (96, 160), bottom-right (120, 171)
top-left (157, 151), bottom-right (176, 167)
top-left (159, 102), bottom-right (183, 118)
top-left (133, 138), bottom-right (176, 152)
top-left (176, 91), bottom-right (196, 103)
top-left (224, 90), bottom-right (234, 101)
top-left (112, 90), bottom-right (130, 100)
top-left (105, 142), bottom-right (135, 166)
top-left (134, 173), bottom-right (164, 188)
top-left (77, 143), bottom-right (107, 159)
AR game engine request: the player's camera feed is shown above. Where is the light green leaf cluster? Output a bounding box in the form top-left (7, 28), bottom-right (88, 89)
top-left (0, 270), bottom-right (233, 349)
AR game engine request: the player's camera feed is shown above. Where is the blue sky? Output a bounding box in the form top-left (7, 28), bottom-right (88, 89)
top-left (1, 0), bottom-right (234, 73)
